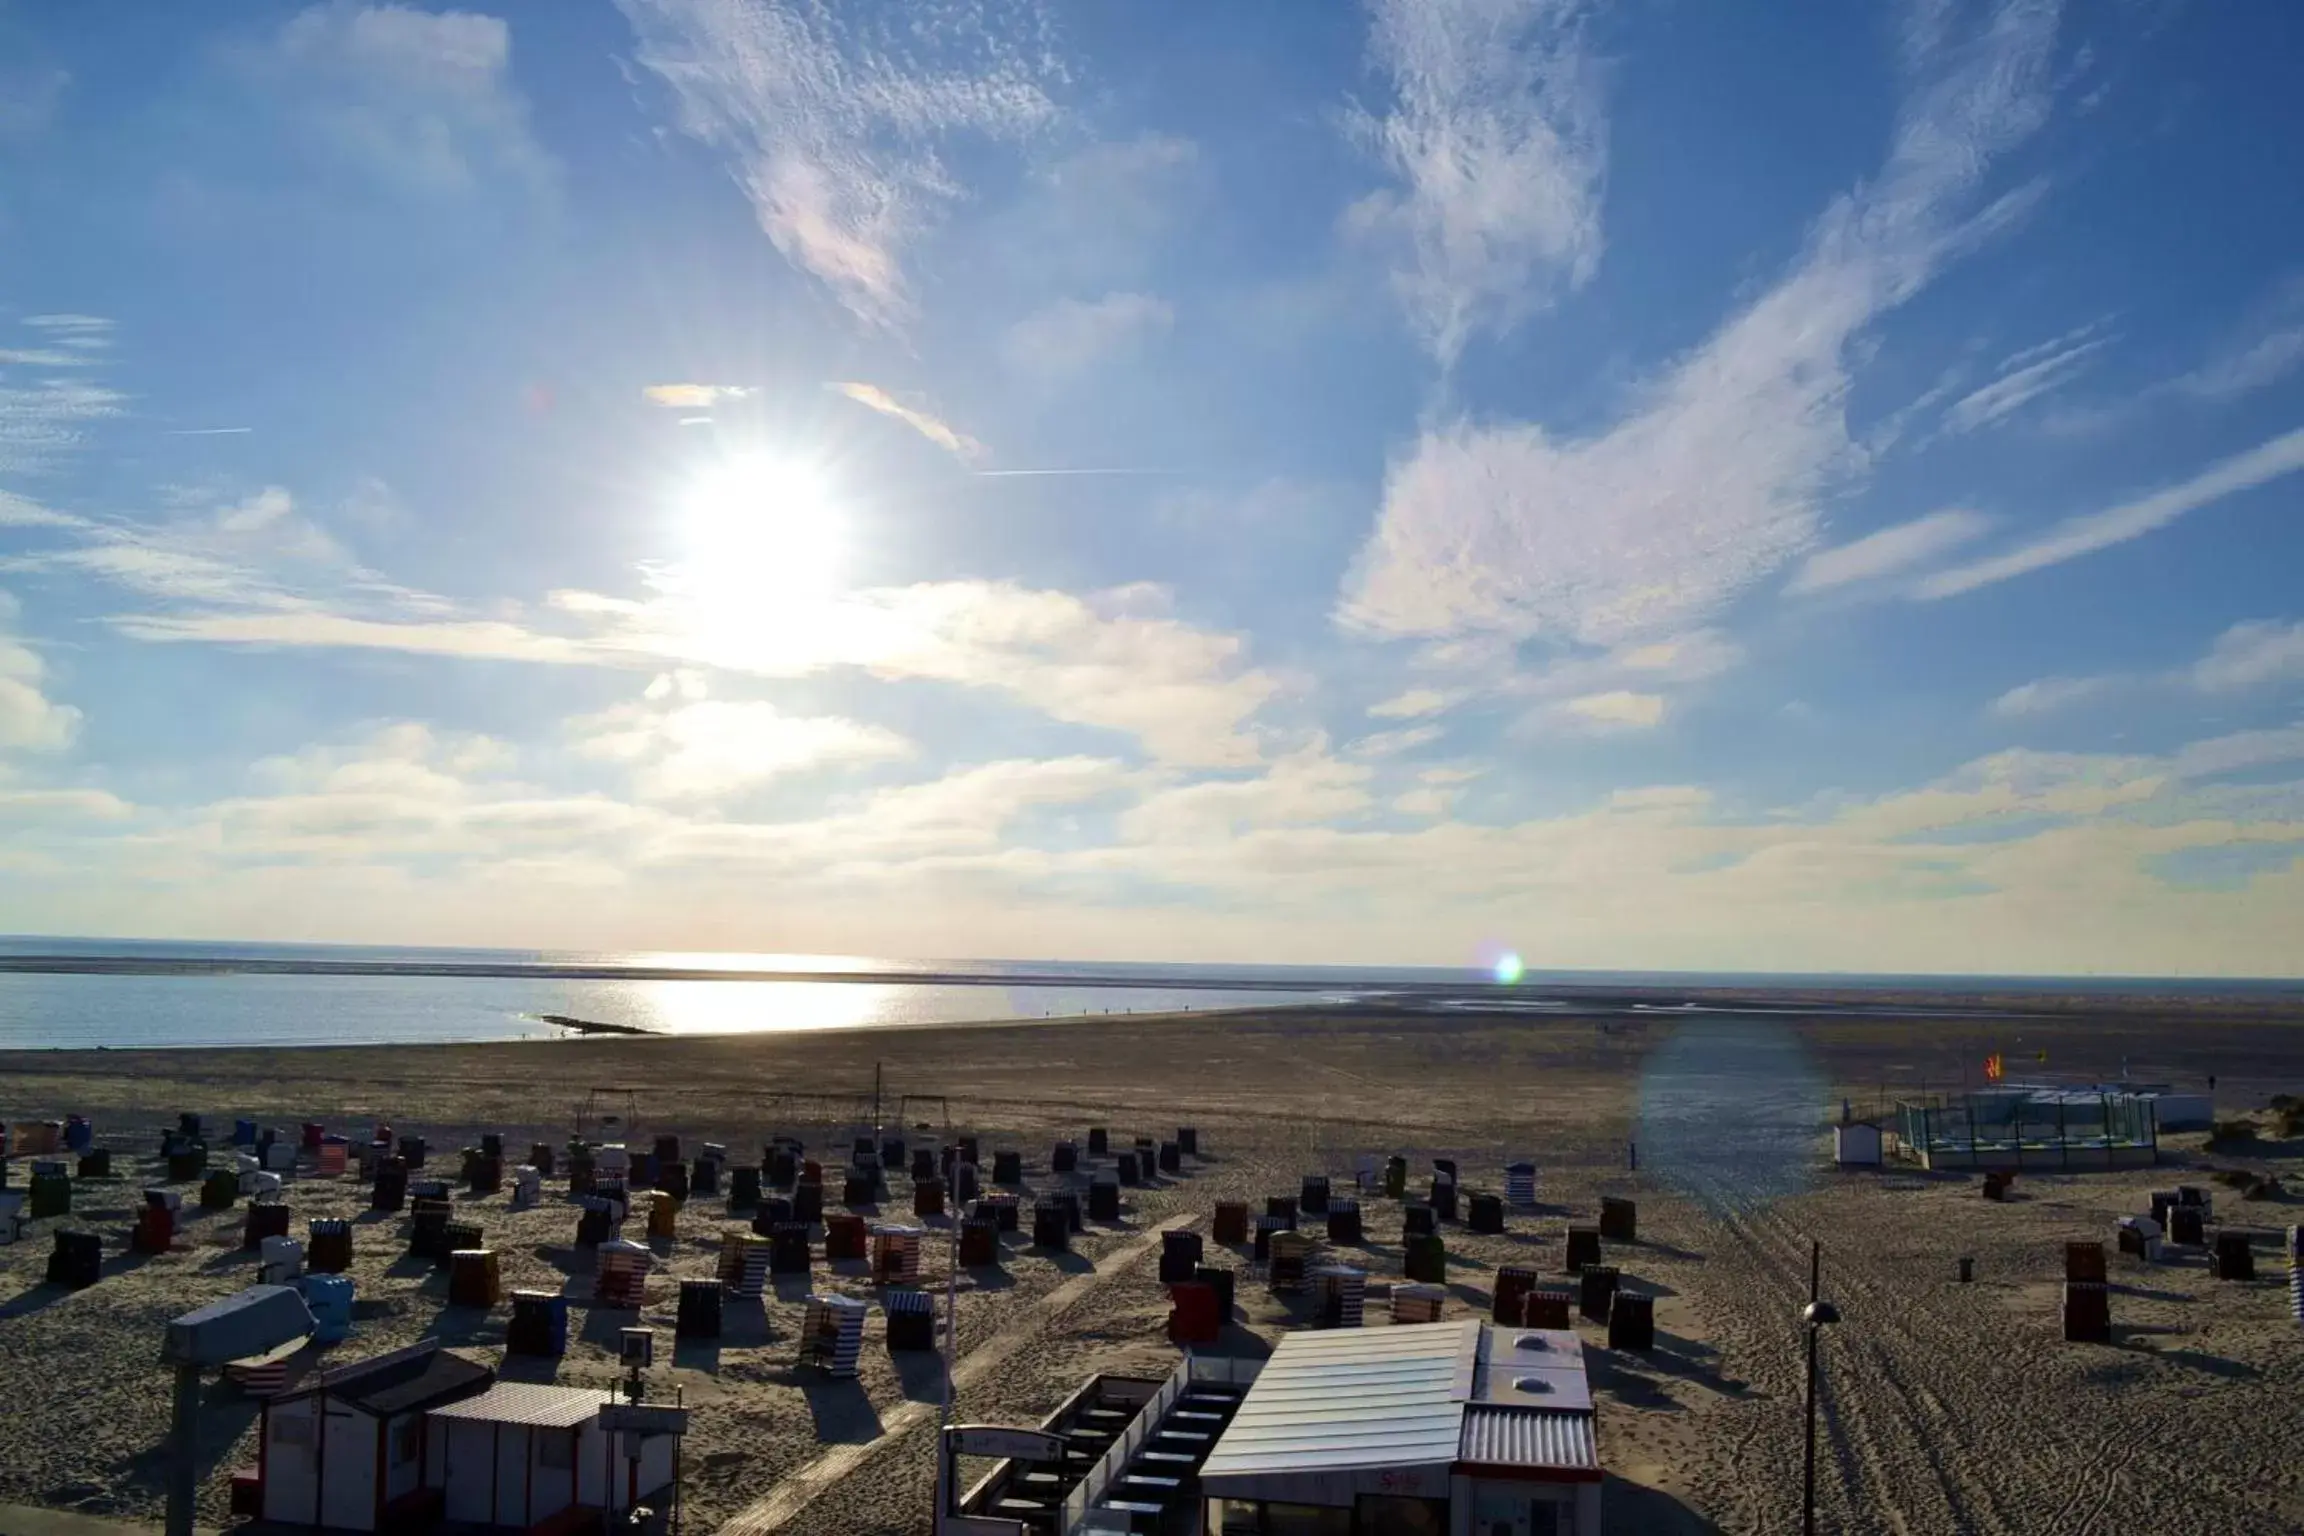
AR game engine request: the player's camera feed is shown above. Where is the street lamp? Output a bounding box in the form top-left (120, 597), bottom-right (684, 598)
top-left (1801, 1298), bottom-right (1841, 1536)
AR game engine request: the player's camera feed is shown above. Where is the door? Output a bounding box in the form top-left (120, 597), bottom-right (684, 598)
top-left (442, 1420), bottom-right (495, 1524)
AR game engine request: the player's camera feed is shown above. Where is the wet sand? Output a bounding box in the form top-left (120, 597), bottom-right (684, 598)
top-left (3, 994), bottom-right (2302, 1533)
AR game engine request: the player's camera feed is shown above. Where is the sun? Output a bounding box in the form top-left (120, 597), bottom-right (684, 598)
top-left (670, 452), bottom-right (845, 659)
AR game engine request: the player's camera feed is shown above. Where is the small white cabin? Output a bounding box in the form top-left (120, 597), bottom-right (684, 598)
top-left (1833, 1122), bottom-right (1885, 1167)
top-left (260, 1344), bottom-right (494, 1531)
top-left (423, 1383), bottom-right (680, 1531)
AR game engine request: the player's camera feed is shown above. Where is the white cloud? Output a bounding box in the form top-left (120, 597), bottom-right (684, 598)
top-left (643, 383), bottom-right (752, 409)
top-left (1368, 687), bottom-right (1461, 719)
top-left (828, 381), bottom-right (984, 462)
top-left (0, 637), bottom-right (81, 752)
top-left (1560, 690), bottom-right (1664, 729)
top-left (2170, 724), bottom-right (2304, 781)
top-left (0, 788), bottom-right (129, 821)
top-left (1342, 0), bottom-right (2061, 644)
top-left (572, 694), bottom-right (913, 801)
top-left (247, 3), bottom-right (556, 199)
top-left (0, 316), bottom-right (124, 477)
top-left (1120, 744), bottom-right (1370, 845)
top-left (1350, 724), bottom-right (1442, 757)
top-left (2175, 274), bottom-right (2304, 402)
top-left (1788, 509), bottom-right (1991, 594)
top-left (1916, 425), bottom-right (2304, 598)
top-left (1941, 333), bottom-right (2108, 434)
top-left (1988, 675), bottom-right (2115, 718)
top-left (1349, 0), bottom-right (1606, 366)
top-left (618, 0), bottom-right (1062, 327)
top-left (2193, 620), bottom-right (2304, 694)
top-left (0, 591), bottom-right (81, 754)
top-left (1393, 764), bottom-right (1484, 818)
top-left (1002, 292), bottom-right (1173, 377)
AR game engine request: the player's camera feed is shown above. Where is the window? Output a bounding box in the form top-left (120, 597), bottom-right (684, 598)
top-left (538, 1431), bottom-right (574, 1471)
top-left (1216, 1502), bottom-right (1352, 1536)
top-left (272, 1414), bottom-right (313, 1447)
top-left (1354, 1494), bottom-right (1449, 1535)
top-left (392, 1418), bottom-right (423, 1467)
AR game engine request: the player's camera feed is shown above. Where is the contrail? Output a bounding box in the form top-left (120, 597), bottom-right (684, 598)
top-left (164, 426), bottom-right (253, 435)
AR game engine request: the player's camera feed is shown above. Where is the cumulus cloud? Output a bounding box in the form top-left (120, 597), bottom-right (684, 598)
top-left (1342, 0), bottom-right (2062, 645)
top-left (243, 2), bottom-right (557, 199)
top-left (1788, 509), bottom-right (1991, 594)
top-left (1349, 0), bottom-right (1607, 366)
top-left (571, 691), bottom-right (913, 801)
top-left (618, 0), bottom-right (1063, 327)
top-left (1001, 293), bottom-right (1174, 377)
top-left (1120, 743), bottom-right (1371, 845)
top-left (0, 617), bottom-right (81, 752)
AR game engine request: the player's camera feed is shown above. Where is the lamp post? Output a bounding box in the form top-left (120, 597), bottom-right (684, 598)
top-left (1801, 1297), bottom-right (1841, 1536)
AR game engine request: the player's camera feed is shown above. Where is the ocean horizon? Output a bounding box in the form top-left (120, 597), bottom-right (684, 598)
top-left (2, 935), bottom-right (2300, 1052)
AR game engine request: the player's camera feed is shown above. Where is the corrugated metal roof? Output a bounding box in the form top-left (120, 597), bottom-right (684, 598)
top-left (276, 1343), bottom-right (493, 1416)
top-left (1200, 1321), bottom-right (1479, 1494)
top-left (429, 1383), bottom-right (612, 1429)
top-left (1458, 1406), bottom-right (1600, 1477)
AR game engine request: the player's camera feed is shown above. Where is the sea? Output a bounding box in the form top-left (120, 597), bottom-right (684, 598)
top-left (1, 936), bottom-right (2298, 1052)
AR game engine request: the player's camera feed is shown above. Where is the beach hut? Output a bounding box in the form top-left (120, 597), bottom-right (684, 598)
top-left (884, 1289), bottom-right (936, 1352)
top-left (677, 1279), bottom-right (723, 1340)
top-left (508, 1291), bottom-right (569, 1357)
top-left (1197, 1321), bottom-right (1602, 1536)
top-left (593, 1240), bottom-right (651, 1308)
top-left (259, 1237), bottom-right (305, 1286)
top-left (798, 1295), bottom-right (867, 1376)
top-left (298, 1274), bottom-right (354, 1345)
top-left (1834, 1121), bottom-right (1885, 1167)
top-left (872, 1224), bottom-right (923, 1285)
top-left (45, 1228), bottom-right (101, 1290)
top-left (423, 1382), bottom-right (681, 1531)
top-left (258, 1343), bottom-right (494, 1531)
top-left (1505, 1162), bottom-right (1537, 1206)
top-left (1312, 1265), bottom-right (1366, 1328)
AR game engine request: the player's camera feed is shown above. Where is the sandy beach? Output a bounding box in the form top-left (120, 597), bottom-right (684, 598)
top-left (4, 993), bottom-right (2303, 1534)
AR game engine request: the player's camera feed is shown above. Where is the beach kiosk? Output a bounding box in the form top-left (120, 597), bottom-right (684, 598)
top-left (258, 1343), bottom-right (493, 1531)
top-left (1197, 1320), bottom-right (1602, 1535)
top-left (423, 1383), bottom-right (684, 1530)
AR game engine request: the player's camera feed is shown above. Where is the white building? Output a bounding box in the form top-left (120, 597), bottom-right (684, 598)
top-left (425, 1382), bottom-right (681, 1529)
top-left (259, 1344), bottom-right (494, 1531)
top-left (1833, 1121), bottom-right (1884, 1167)
top-left (1198, 1320), bottom-right (1602, 1536)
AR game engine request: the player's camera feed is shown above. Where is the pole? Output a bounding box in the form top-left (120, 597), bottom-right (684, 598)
top-left (1803, 1318), bottom-right (1821, 1536)
top-left (166, 1361), bottom-right (200, 1536)
top-left (1803, 1238), bottom-right (1821, 1536)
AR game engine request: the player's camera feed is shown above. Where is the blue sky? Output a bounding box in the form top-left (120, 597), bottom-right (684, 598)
top-left (3, 0), bottom-right (2302, 974)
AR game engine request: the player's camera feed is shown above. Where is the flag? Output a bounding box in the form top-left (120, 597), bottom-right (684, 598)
top-left (1985, 1053), bottom-right (2004, 1082)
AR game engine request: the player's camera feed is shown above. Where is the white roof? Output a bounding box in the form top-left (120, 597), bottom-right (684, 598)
top-left (429, 1383), bottom-right (612, 1429)
top-left (1199, 1321), bottom-right (1480, 1497)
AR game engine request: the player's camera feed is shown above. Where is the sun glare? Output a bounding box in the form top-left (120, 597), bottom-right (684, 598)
top-left (672, 452), bottom-right (846, 660)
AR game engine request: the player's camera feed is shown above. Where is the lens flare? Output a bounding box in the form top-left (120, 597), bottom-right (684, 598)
top-left (1493, 951), bottom-right (1526, 985)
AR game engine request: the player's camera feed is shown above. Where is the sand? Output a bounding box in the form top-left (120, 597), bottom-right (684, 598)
top-left (3, 993), bottom-right (2303, 1534)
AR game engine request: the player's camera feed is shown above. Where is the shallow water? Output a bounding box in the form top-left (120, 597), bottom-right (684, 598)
top-left (1635, 1016), bottom-right (1830, 1212)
